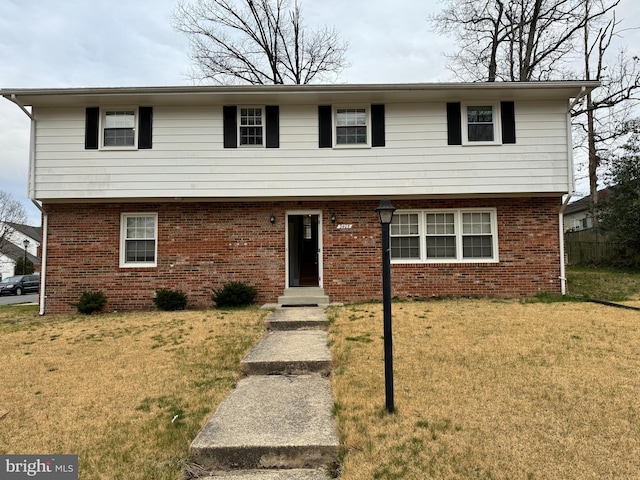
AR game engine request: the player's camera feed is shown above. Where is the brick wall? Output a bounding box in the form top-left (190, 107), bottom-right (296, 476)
top-left (42, 197), bottom-right (561, 314)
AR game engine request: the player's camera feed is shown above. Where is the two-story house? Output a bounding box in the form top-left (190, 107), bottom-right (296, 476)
top-left (1, 82), bottom-right (598, 314)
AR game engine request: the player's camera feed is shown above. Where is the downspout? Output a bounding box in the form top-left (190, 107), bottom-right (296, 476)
top-left (558, 86), bottom-right (588, 295)
top-left (31, 200), bottom-right (47, 316)
top-left (7, 94), bottom-right (47, 314)
top-left (559, 194), bottom-right (571, 295)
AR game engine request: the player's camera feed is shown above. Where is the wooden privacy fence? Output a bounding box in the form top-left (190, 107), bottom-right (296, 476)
top-left (564, 230), bottom-right (620, 265)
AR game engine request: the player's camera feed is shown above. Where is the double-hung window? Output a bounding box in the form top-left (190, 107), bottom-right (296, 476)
top-left (447, 101), bottom-right (515, 145)
top-left (240, 107), bottom-right (263, 146)
top-left (336, 108), bottom-right (368, 145)
top-left (390, 209), bottom-right (498, 263)
top-left (390, 213), bottom-right (420, 259)
top-left (120, 213), bottom-right (157, 267)
top-left (85, 106), bottom-right (152, 150)
top-left (104, 110), bottom-right (136, 147)
top-left (466, 105), bottom-right (495, 142)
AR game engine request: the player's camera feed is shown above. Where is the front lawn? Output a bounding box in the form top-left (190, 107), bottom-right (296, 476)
top-left (329, 299), bottom-right (640, 479)
top-left (0, 305), bottom-right (266, 480)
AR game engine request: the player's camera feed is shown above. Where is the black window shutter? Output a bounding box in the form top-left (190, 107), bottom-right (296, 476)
top-left (138, 106), bottom-right (153, 149)
top-left (318, 105), bottom-right (332, 148)
top-left (265, 105), bottom-right (279, 148)
top-left (223, 105), bottom-right (237, 148)
top-left (85, 107), bottom-right (99, 150)
top-left (446, 102), bottom-right (462, 146)
top-left (371, 104), bottom-right (385, 147)
top-left (501, 101), bottom-right (516, 144)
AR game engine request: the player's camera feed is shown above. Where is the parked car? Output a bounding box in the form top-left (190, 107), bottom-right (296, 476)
top-left (0, 274), bottom-right (40, 296)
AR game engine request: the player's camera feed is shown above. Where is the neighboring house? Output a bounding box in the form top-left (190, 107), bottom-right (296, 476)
top-left (0, 222), bottom-right (41, 280)
top-left (563, 188), bottom-right (612, 232)
top-left (1, 81), bottom-right (598, 314)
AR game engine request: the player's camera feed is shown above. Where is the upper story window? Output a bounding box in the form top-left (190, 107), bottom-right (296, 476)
top-left (465, 105), bottom-right (495, 142)
top-left (104, 110), bottom-right (136, 147)
top-left (223, 105), bottom-right (279, 148)
top-left (390, 208), bottom-right (499, 263)
top-left (85, 106), bottom-right (153, 150)
top-left (120, 213), bottom-right (157, 268)
top-left (319, 104), bottom-right (385, 148)
top-left (239, 107), bottom-right (263, 146)
top-left (447, 101), bottom-right (515, 146)
top-left (336, 108), bottom-right (368, 145)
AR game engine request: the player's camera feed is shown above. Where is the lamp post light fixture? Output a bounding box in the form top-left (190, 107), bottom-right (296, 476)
top-left (375, 199), bottom-right (396, 414)
top-left (22, 239), bottom-right (30, 274)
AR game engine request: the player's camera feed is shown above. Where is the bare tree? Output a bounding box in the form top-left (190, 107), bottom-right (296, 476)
top-left (571, 2), bottom-right (640, 213)
top-left (430, 0), bottom-right (619, 82)
top-left (0, 190), bottom-right (27, 255)
top-left (173, 0), bottom-right (348, 84)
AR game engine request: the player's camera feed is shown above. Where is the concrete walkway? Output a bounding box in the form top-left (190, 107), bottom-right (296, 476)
top-left (190, 307), bottom-right (339, 479)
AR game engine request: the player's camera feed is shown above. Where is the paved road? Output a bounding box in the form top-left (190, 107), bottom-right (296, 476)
top-left (0, 293), bottom-right (39, 306)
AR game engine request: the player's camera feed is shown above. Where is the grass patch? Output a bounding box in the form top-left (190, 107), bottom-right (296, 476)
top-left (329, 299), bottom-right (640, 479)
top-left (0, 304), bottom-right (266, 480)
top-left (567, 266), bottom-right (640, 301)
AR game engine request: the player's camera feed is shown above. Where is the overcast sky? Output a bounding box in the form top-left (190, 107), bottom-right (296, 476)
top-left (1, 0), bottom-right (638, 225)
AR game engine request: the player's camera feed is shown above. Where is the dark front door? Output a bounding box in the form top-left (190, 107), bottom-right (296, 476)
top-left (288, 214), bottom-right (320, 287)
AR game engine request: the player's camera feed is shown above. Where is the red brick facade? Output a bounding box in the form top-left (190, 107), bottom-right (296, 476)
top-left (41, 197), bottom-right (562, 314)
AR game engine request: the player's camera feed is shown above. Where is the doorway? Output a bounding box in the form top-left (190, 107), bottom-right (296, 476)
top-left (287, 212), bottom-right (322, 287)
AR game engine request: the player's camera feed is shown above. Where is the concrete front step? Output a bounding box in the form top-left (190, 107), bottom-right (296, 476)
top-left (190, 375), bottom-right (339, 470)
top-left (241, 331), bottom-right (331, 376)
top-left (265, 307), bottom-right (329, 331)
top-left (278, 287), bottom-right (330, 307)
top-left (198, 469), bottom-right (330, 479)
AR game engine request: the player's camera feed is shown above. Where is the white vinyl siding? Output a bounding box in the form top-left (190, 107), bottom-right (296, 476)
top-left (31, 100), bottom-right (571, 200)
top-left (391, 209), bottom-right (498, 263)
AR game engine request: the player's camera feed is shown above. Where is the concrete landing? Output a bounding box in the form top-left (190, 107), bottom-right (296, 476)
top-left (241, 330), bottom-right (331, 375)
top-left (277, 287), bottom-right (330, 307)
top-left (265, 307), bottom-right (329, 331)
top-left (190, 375), bottom-right (339, 470)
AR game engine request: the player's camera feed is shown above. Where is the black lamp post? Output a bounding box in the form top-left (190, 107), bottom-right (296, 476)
top-left (376, 199), bottom-right (396, 414)
top-left (22, 239), bottom-right (30, 274)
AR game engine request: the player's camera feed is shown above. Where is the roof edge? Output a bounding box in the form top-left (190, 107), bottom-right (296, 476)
top-left (0, 80), bottom-right (601, 99)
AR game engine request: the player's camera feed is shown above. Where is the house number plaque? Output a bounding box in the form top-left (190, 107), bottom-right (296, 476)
top-left (336, 224), bottom-right (353, 230)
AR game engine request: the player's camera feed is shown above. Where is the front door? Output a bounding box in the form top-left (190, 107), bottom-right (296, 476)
top-left (287, 212), bottom-right (322, 287)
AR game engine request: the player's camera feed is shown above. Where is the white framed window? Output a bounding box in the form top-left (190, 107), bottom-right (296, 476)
top-left (102, 108), bottom-right (137, 148)
top-left (462, 102), bottom-right (501, 145)
top-left (239, 107), bottom-right (263, 146)
top-left (391, 209), bottom-right (499, 263)
top-left (120, 213), bottom-right (157, 268)
top-left (390, 213), bottom-right (420, 260)
top-left (334, 106), bottom-right (370, 147)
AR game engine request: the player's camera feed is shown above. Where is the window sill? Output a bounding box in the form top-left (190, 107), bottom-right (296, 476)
top-left (120, 263), bottom-right (157, 269)
top-left (333, 144), bottom-right (371, 149)
top-left (392, 258), bottom-right (499, 265)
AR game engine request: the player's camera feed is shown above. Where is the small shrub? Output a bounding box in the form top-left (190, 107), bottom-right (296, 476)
top-left (153, 289), bottom-right (187, 311)
top-left (212, 282), bottom-right (258, 308)
top-left (76, 291), bottom-right (107, 314)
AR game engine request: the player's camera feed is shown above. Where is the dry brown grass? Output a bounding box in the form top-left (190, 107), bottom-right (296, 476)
top-left (329, 299), bottom-right (640, 480)
top-left (0, 305), bottom-right (266, 480)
